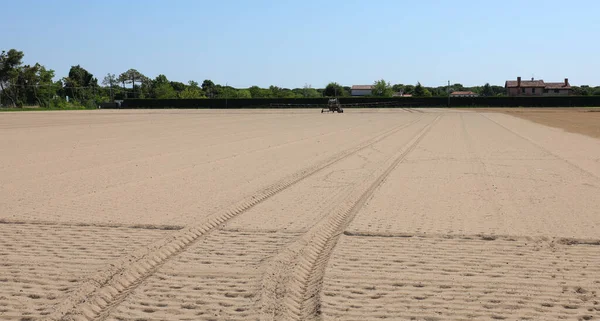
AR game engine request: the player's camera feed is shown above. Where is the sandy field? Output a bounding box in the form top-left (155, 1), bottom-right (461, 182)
top-left (0, 108), bottom-right (599, 321)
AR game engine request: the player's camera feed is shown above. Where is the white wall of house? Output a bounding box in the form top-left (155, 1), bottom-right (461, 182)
top-left (351, 89), bottom-right (372, 96)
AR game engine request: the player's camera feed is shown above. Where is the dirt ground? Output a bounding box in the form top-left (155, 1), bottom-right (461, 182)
top-left (0, 108), bottom-right (599, 321)
top-left (469, 108), bottom-right (600, 139)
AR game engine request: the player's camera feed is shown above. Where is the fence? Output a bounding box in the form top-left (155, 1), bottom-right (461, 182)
top-left (116, 96), bottom-right (600, 109)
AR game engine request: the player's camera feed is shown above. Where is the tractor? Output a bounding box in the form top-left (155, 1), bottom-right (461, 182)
top-left (321, 98), bottom-right (344, 113)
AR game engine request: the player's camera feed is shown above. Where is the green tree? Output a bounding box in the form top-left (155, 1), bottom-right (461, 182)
top-left (170, 81), bottom-right (186, 93)
top-left (392, 84), bottom-right (405, 93)
top-left (249, 86), bottom-right (272, 98)
top-left (202, 79), bottom-right (216, 98)
top-left (154, 83), bottom-right (177, 98)
top-left (481, 83), bottom-right (494, 97)
top-left (119, 69), bottom-right (145, 98)
top-left (342, 86), bottom-right (351, 96)
top-left (372, 79), bottom-right (393, 97)
top-left (21, 64), bottom-right (59, 107)
top-left (324, 82), bottom-right (344, 97)
top-left (63, 65), bottom-right (98, 103)
top-left (491, 85), bottom-right (506, 96)
top-left (574, 86), bottom-right (592, 96)
top-left (102, 73), bottom-right (118, 101)
top-left (268, 85), bottom-right (283, 98)
top-left (0, 49), bottom-right (25, 107)
top-left (179, 80), bottom-right (205, 98)
top-left (151, 74), bottom-right (176, 98)
top-left (413, 82), bottom-right (432, 97)
top-left (236, 89), bottom-right (252, 98)
top-left (35, 66), bottom-right (60, 107)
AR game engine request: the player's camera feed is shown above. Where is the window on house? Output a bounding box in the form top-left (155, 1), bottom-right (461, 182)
top-left (544, 89), bottom-right (549, 93)
top-left (532, 88), bottom-right (536, 94)
top-left (522, 88), bottom-right (526, 93)
top-left (554, 89), bottom-right (560, 93)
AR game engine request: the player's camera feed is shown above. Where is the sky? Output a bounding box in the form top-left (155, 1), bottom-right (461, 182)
top-left (2, 0), bottom-right (599, 88)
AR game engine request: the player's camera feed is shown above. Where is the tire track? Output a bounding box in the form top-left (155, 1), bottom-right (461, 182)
top-left (47, 116), bottom-right (424, 321)
top-left (261, 115), bottom-right (441, 321)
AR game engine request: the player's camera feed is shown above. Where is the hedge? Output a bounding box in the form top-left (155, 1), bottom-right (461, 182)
top-left (116, 96), bottom-right (600, 109)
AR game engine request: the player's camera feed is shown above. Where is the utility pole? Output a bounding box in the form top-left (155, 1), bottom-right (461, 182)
top-left (225, 82), bottom-right (228, 109)
top-left (447, 80), bottom-right (450, 107)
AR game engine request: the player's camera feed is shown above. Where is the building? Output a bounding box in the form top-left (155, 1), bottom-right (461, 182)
top-left (351, 85), bottom-right (373, 96)
top-left (505, 77), bottom-right (571, 96)
top-left (392, 92), bottom-right (412, 97)
top-left (450, 91), bottom-right (478, 97)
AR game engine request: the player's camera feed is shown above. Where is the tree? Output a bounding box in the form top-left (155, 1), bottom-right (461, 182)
top-left (170, 81), bottom-right (186, 93)
top-left (151, 74), bottom-right (176, 99)
top-left (34, 66), bottom-right (60, 107)
top-left (119, 69), bottom-right (145, 98)
top-left (249, 86), bottom-right (272, 98)
top-left (154, 82), bottom-right (177, 99)
top-left (573, 85), bottom-right (592, 96)
top-left (267, 86), bottom-right (298, 98)
top-left (63, 65), bottom-right (98, 103)
top-left (299, 84), bottom-right (321, 98)
top-left (481, 83), bottom-right (494, 97)
top-left (342, 86), bottom-right (351, 96)
top-left (21, 64), bottom-right (58, 107)
top-left (413, 82), bottom-right (432, 97)
top-left (392, 84), bottom-right (405, 93)
top-left (324, 82), bottom-right (344, 97)
top-left (202, 79), bottom-right (216, 98)
top-left (491, 85), bottom-right (506, 96)
top-left (236, 89), bottom-right (252, 98)
top-left (0, 49), bottom-right (25, 107)
top-left (372, 79), bottom-right (393, 97)
top-left (179, 80), bottom-right (205, 98)
top-left (102, 73), bottom-right (118, 101)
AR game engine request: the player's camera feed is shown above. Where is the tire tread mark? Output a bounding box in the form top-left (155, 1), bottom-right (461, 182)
top-left (265, 115), bottom-right (441, 321)
top-left (47, 116), bottom-right (423, 321)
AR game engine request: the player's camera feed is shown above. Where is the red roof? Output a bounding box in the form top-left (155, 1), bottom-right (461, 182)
top-left (505, 78), bottom-right (571, 89)
top-left (545, 82), bottom-right (571, 89)
top-left (450, 91), bottom-right (477, 96)
top-left (351, 85), bottom-right (374, 90)
top-left (505, 80), bottom-right (546, 88)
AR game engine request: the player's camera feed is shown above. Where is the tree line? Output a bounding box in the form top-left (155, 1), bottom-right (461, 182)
top-left (2, 48), bottom-right (600, 108)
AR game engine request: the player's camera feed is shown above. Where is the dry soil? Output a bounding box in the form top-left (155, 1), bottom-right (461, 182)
top-left (0, 108), bottom-right (599, 321)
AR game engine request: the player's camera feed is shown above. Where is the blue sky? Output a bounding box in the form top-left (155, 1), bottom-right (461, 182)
top-left (2, 0), bottom-right (598, 88)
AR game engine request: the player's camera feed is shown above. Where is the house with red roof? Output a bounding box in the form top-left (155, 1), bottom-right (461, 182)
top-left (505, 77), bottom-right (571, 96)
top-left (450, 91), bottom-right (478, 97)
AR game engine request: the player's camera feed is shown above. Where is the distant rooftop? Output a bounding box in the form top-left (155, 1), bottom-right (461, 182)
top-left (450, 91), bottom-right (477, 96)
top-left (351, 85), bottom-right (374, 90)
top-left (506, 77), bottom-right (571, 89)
